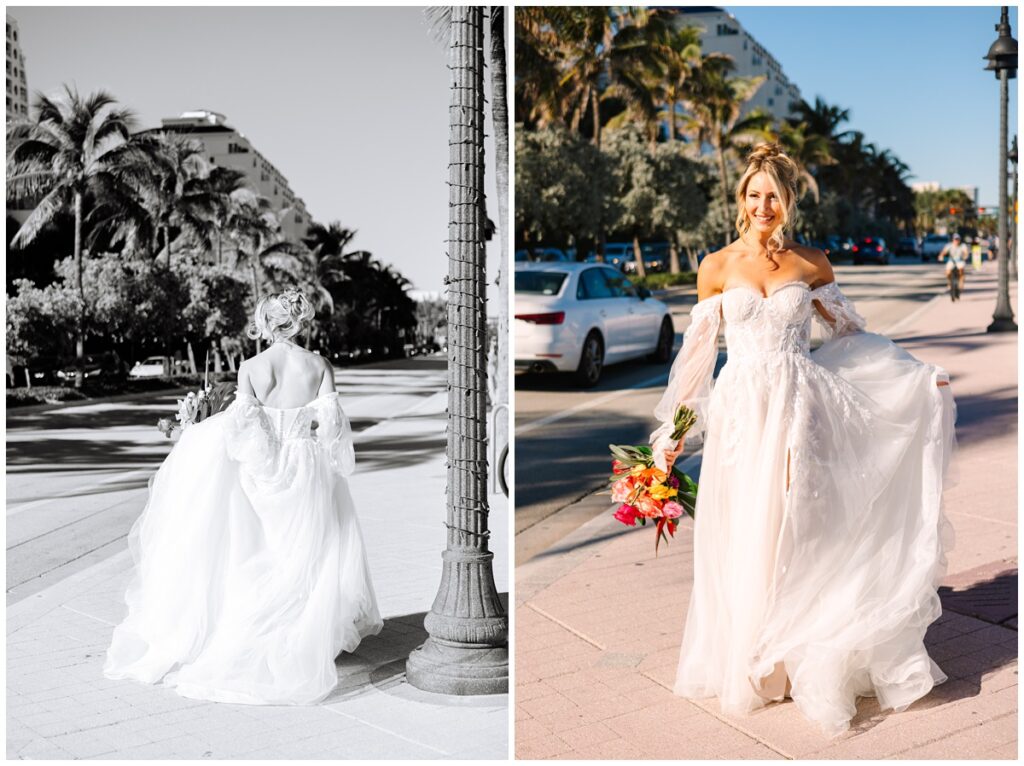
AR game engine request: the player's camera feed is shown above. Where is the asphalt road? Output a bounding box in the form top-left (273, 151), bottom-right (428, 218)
top-left (513, 260), bottom-right (954, 557)
top-left (5, 356), bottom-right (449, 605)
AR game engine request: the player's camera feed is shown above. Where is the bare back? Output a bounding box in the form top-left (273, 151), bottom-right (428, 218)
top-left (237, 344), bottom-right (335, 409)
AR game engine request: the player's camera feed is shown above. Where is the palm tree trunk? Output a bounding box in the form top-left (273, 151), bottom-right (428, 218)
top-left (669, 100), bottom-right (677, 143)
top-left (632, 234), bottom-right (647, 279)
top-left (250, 261), bottom-right (262, 353)
top-left (73, 191), bottom-right (85, 389)
top-left (669, 237), bottom-right (681, 274)
top-left (717, 143), bottom-right (732, 247)
top-left (591, 89), bottom-right (601, 149)
top-left (164, 225), bottom-right (172, 266)
top-left (407, 4), bottom-right (507, 695)
top-left (489, 4), bottom-right (509, 448)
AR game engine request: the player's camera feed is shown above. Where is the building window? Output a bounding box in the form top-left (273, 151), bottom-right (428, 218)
top-left (294, 213), bottom-right (302, 224)
top-left (752, 54), bottom-right (762, 66)
top-left (743, 39), bottom-right (748, 50)
top-left (768, 97), bottom-right (774, 107)
top-left (775, 86), bottom-right (782, 96)
top-left (273, 186), bottom-right (278, 196)
top-left (252, 159), bottom-right (257, 168)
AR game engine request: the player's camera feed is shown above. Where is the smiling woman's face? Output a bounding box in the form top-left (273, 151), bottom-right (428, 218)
top-left (744, 172), bottom-right (781, 234)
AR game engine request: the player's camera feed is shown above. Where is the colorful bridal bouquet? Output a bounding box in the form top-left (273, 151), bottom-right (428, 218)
top-left (608, 404), bottom-right (699, 555)
top-left (157, 382), bottom-right (236, 438)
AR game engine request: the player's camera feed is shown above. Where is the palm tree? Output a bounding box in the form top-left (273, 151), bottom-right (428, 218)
top-left (682, 55), bottom-right (771, 246)
top-left (137, 132), bottom-right (217, 264)
top-left (6, 86), bottom-right (143, 386)
top-left (651, 22), bottom-right (704, 144)
top-left (205, 167), bottom-right (249, 264)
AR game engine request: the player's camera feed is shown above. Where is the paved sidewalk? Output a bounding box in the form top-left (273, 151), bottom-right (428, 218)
top-left (7, 365), bottom-right (509, 760)
top-left (515, 266), bottom-right (1017, 760)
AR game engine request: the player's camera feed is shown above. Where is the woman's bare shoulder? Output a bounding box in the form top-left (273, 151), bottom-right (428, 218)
top-left (789, 243), bottom-right (834, 286)
top-left (697, 246), bottom-right (737, 298)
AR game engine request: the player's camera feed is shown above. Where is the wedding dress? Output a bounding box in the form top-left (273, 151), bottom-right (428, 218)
top-left (104, 391), bottom-right (383, 705)
top-left (650, 280), bottom-right (957, 736)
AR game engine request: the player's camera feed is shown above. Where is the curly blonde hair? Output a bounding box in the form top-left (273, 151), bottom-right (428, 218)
top-left (734, 143), bottom-right (801, 254)
top-left (246, 288), bottom-right (315, 342)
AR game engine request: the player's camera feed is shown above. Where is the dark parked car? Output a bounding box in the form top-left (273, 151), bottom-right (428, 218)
top-left (55, 351), bottom-right (126, 382)
top-left (895, 236), bottom-right (921, 258)
top-left (852, 236), bottom-right (891, 265)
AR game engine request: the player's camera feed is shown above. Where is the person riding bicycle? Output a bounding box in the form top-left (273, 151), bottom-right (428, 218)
top-left (939, 233), bottom-right (968, 302)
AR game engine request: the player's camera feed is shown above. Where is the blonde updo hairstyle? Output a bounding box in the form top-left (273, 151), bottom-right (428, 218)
top-left (247, 288), bottom-right (315, 342)
top-left (734, 143), bottom-right (801, 255)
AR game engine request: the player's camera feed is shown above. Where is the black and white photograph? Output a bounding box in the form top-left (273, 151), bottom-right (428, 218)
top-left (7, 5), bottom-right (509, 760)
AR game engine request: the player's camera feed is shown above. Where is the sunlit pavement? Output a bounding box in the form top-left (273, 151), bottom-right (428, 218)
top-left (7, 355), bottom-right (509, 759)
top-left (515, 263), bottom-right (1016, 759)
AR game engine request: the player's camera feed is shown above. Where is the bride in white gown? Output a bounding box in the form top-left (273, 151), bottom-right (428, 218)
top-left (104, 290), bottom-right (383, 705)
top-left (650, 144), bottom-right (957, 736)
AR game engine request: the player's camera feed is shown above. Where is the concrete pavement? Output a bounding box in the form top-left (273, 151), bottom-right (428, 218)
top-left (515, 264), bottom-right (1017, 759)
top-left (7, 358), bottom-right (509, 760)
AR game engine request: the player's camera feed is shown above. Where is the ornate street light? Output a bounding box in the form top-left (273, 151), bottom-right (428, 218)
top-left (406, 5), bottom-right (509, 695)
top-left (1009, 135), bottom-right (1018, 280)
top-left (984, 7), bottom-right (1018, 332)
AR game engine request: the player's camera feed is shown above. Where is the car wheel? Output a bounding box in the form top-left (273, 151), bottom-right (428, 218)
top-left (648, 317), bottom-right (674, 364)
top-left (574, 331), bottom-right (604, 388)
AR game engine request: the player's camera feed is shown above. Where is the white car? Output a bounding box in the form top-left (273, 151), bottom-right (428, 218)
top-left (515, 262), bottom-right (674, 387)
top-left (129, 356), bottom-right (171, 378)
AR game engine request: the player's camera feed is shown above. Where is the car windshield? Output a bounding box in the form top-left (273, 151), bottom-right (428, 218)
top-left (141, 357), bottom-right (164, 365)
top-left (515, 271), bottom-right (567, 296)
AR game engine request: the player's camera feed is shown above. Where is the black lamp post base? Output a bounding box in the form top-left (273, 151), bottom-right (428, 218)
top-left (987, 316), bottom-right (1018, 332)
top-left (406, 638), bottom-right (509, 695)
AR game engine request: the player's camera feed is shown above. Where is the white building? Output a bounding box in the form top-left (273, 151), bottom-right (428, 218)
top-left (6, 13), bottom-right (29, 121)
top-left (666, 7), bottom-right (802, 122)
top-left (151, 110), bottom-right (313, 243)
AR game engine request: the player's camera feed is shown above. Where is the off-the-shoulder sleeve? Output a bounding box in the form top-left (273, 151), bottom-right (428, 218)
top-left (649, 294), bottom-right (723, 470)
top-left (312, 393), bottom-right (356, 476)
top-left (223, 392), bottom-right (278, 476)
top-left (810, 281), bottom-right (867, 339)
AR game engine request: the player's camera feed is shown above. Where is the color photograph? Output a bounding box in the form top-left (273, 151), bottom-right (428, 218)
top-left (514, 5), bottom-right (1017, 759)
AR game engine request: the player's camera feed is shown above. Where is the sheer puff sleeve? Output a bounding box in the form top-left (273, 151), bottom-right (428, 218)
top-left (811, 281), bottom-right (867, 339)
top-left (649, 294), bottom-right (723, 471)
top-left (312, 393), bottom-right (356, 477)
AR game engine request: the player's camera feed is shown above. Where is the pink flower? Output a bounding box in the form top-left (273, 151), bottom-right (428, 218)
top-left (612, 459), bottom-right (628, 475)
top-left (614, 504), bottom-right (639, 526)
top-left (635, 493), bottom-right (663, 519)
top-left (662, 501), bottom-right (684, 519)
top-left (610, 475), bottom-right (637, 503)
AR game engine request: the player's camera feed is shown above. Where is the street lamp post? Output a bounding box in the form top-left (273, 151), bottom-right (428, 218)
top-left (1010, 135), bottom-right (1018, 280)
top-left (406, 5), bottom-right (509, 695)
top-left (985, 6), bottom-right (1018, 333)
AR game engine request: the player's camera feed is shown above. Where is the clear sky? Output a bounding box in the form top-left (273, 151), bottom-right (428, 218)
top-left (726, 5), bottom-right (1019, 207)
top-left (9, 6), bottom-right (501, 297)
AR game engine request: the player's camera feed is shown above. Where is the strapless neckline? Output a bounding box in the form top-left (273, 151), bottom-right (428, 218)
top-left (720, 280), bottom-right (812, 300)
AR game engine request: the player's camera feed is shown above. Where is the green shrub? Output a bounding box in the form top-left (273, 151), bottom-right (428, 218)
top-left (635, 272), bottom-right (698, 290)
top-left (6, 372), bottom-right (237, 409)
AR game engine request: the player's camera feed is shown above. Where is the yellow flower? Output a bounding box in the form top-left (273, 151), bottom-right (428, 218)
top-left (648, 484), bottom-right (678, 500)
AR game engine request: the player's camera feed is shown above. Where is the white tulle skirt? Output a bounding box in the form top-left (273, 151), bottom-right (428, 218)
top-left (675, 332), bottom-right (957, 735)
top-left (103, 409), bottom-right (383, 705)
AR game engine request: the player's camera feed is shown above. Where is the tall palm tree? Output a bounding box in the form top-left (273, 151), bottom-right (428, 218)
top-left (205, 166), bottom-right (249, 264)
top-left (651, 22), bottom-right (704, 144)
top-left (6, 86), bottom-right (143, 386)
top-left (138, 131), bottom-right (217, 264)
top-left (682, 55), bottom-right (771, 245)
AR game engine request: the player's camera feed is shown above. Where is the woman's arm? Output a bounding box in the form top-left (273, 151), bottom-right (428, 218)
top-left (236, 360), bottom-right (257, 398)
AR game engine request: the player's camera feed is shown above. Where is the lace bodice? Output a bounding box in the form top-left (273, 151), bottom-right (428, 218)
top-left (649, 280), bottom-right (867, 469)
top-left (223, 391), bottom-right (356, 477)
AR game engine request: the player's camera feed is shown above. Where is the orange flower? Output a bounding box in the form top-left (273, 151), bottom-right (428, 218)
top-left (635, 493), bottom-right (663, 519)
